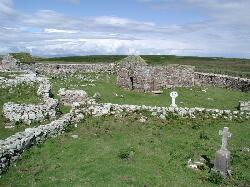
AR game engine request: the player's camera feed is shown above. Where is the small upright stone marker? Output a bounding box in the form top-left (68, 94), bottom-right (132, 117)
top-left (170, 91), bottom-right (178, 107)
top-left (214, 127), bottom-right (232, 176)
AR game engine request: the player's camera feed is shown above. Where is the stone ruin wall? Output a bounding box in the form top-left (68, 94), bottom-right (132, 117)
top-left (1, 76), bottom-right (59, 125)
top-left (0, 108), bottom-right (84, 175)
top-left (1, 54), bottom-right (249, 92)
top-left (194, 72), bottom-right (250, 92)
top-left (58, 88), bottom-right (88, 106)
top-left (34, 63), bottom-right (115, 76)
top-left (239, 101), bottom-right (250, 111)
top-left (117, 64), bottom-right (195, 91)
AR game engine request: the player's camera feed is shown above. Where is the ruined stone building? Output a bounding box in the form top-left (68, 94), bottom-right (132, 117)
top-left (116, 56), bottom-right (195, 92)
top-left (0, 55), bottom-right (18, 70)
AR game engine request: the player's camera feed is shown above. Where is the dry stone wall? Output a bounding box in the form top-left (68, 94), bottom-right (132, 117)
top-left (195, 72), bottom-right (250, 92)
top-left (82, 98), bottom-right (250, 120)
top-left (239, 101), bottom-right (250, 111)
top-left (2, 75), bottom-right (59, 125)
top-left (34, 63), bottom-right (115, 76)
top-left (0, 74), bottom-right (43, 88)
top-left (0, 109), bottom-right (84, 174)
top-left (3, 99), bottom-right (58, 125)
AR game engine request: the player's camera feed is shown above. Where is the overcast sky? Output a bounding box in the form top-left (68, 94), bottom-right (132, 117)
top-left (0, 0), bottom-right (250, 58)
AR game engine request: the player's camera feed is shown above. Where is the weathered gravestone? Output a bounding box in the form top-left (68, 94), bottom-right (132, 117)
top-left (170, 91), bottom-right (178, 107)
top-left (213, 127), bottom-right (232, 176)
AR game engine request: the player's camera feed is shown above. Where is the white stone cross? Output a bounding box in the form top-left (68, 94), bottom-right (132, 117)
top-left (219, 127), bottom-right (231, 150)
top-left (170, 91), bottom-right (178, 107)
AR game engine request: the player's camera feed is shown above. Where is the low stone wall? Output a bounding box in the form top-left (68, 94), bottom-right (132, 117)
top-left (195, 72), bottom-right (250, 92)
top-left (2, 75), bottom-right (59, 125)
top-left (82, 99), bottom-right (250, 120)
top-left (239, 101), bottom-right (250, 111)
top-left (3, 99), bottom-right (58, 125)
top-left (34, 63), bottom-right (115, 76)
top-left (0, 109), bottom-right (84, 174)
top-left (0, 74), bottom-right (39, 88)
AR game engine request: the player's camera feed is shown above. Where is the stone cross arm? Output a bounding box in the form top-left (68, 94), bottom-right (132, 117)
top-left (219, 127), bottom-right (231, 150)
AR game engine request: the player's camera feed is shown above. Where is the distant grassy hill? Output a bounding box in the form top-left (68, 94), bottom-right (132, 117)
top-left (38, 55), bottom-right (250, 78)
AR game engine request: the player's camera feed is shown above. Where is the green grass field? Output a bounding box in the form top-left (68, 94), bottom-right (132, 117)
top-left (38, 55), bottom-right (250, 78)
top-left (0, 115), bottom-right (249, 186)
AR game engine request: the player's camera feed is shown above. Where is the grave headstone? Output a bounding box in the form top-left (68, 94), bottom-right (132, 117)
top-left (213, 127), bottom-right (232, 176)
top-left (170, 91), bottom-right (178, 107)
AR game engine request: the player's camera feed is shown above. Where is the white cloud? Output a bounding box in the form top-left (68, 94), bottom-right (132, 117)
top-left (44, 28), bottom-right (79, 34)
top-left (0, 0), bottom-right (14, 16)
top-left (0, 0), bottom-right (250, 58)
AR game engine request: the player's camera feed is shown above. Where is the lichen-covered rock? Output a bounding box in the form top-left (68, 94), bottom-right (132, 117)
top-left (195, 72), bottom-right (250, 92)
top-left (3, 99), bottom-right (58, 125)
top-left (0, 55), bottom-right (19, 70)
top-left (239, 101), bottom-right (250, 111)
top-left (58, 88), bottom-right (88, 106)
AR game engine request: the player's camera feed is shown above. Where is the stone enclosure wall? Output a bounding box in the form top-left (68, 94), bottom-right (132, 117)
top-left (83, 98), bottom-right (250, 120)
top-left (1, 74), bottom-right (59, 125)
top-left (194, 72), bottom-right (250, 92)
top-left (34, 63), bottom-right (115, 76)
top-left (0, 108), bottom-right (84, 174)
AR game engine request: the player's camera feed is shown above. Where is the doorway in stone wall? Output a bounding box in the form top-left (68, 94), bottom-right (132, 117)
top-left (130, 77), bottom-right (134, 89)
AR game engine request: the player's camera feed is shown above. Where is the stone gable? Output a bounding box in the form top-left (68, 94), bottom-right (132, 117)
top-left (117, 56), bottom-right (195, 92)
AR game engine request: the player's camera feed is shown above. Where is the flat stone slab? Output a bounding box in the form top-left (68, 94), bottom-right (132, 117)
top-left (152, 90), bottom-right (163, 94)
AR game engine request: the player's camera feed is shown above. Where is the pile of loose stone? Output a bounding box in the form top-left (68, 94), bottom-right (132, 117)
top-left (58, 88), bottom-right (88, 106)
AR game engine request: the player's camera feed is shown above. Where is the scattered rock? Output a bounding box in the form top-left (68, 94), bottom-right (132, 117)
top-left (139, 116), bottom-right (147, 123)
top-left (71, 135), bottom-right (79, 139)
